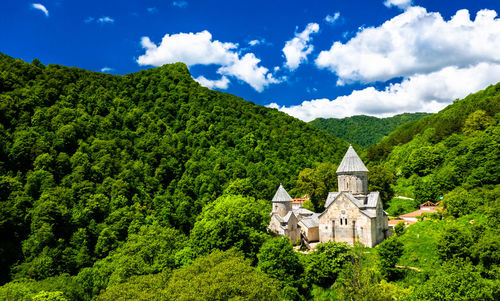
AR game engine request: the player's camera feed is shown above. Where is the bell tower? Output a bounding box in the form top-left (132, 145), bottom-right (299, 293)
top-left (336, 145), bottom-right (368, 196)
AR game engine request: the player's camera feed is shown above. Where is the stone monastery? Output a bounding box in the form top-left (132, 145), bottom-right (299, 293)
top-left (269, 145), bottom-right (389, 247)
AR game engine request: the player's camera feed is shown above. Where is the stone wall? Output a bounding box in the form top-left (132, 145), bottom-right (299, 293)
top-left (272, 201), bottom-right (291, 218)
top-left (318, 194), bottom-right (374, 247)
top-left (338, 172), bottom-right (368, 195)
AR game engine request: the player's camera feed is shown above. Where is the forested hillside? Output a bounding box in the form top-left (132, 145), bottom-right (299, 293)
top-left (310, 113), bottom-right (431, 147)
top-left (0, 52), bottom-right (349, 297)
top-left (0, 52), bottom-right (498, 301)
top-left (362, 83), bottom-right (500, 301)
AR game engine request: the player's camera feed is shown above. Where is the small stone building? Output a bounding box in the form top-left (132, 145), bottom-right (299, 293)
top-left (268, 145), bottom-right (389, 247)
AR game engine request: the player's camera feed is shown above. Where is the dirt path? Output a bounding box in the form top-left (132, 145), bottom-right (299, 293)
top-left (396, 265), bottom-right (423, 271)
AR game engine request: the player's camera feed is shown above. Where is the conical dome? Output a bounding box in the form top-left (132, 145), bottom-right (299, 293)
top-left (272, 184), bottom-right (293, 203)
top-left (336, 145), bottom-right (368, 173)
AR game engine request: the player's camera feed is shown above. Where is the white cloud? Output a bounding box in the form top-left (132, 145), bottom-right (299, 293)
top-left (137, 31), bottom-right (237, 67)
top-left (32, 3), bottom-right (49, 17)
top-left (84, 17), bottom-right (94, 23)
top-left (97, 16), bottom-right (114, 24)
top-left (172, 1), bottom-right (188, 8)
top-left (316, 7), bottom-right (500, 84)
top-left (194, 75), bottom-right (230, 89)
top-left (384, 0), bottom-right (412, 10)
top-left (282, 23), bottom-right (320, 70)
top-left (101, 67), bottom-right (113, 73)
top-left (218, 53), bottom-right (280, 92)
top-left (248, 40), bottom-right (260, 46)
top-left (137, 30), bottom-right (280, 92)
top-left (325, 12), bottom-right (340, 24)
top-left (268, 63), bottom-right (500, 121)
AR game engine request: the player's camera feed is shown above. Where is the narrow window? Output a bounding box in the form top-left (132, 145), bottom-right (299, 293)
top-left (340, 218), bottom-right (343, 225)
top-left (345, 218), bottom-right (347, 225)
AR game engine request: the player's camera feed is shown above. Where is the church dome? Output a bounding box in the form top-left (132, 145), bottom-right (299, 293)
top-left (336, 145), bottom-right (368, 173)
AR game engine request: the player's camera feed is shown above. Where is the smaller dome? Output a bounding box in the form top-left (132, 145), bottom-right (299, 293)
top-left (272, 184), bottom-right (293, 203)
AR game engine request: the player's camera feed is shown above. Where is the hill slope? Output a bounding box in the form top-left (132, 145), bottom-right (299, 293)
top-left (0, 53), bottom-right (348, 283)
top-left (309, 113), bottom-right (431, 147)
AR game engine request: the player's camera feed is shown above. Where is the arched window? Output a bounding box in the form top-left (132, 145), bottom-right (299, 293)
top-left (345, 218), bottom-right (348, 225)
top-left (340, 218), bottom-right (343, 225)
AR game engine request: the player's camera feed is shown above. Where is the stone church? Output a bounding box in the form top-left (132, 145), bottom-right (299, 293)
top-left (268, 145), bottom-right (389, 247)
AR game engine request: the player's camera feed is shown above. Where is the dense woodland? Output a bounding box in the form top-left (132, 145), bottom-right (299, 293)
top-left (0, 53), bottom-right (499, 300)
top-left (309, 113), bottom-right (431, 147)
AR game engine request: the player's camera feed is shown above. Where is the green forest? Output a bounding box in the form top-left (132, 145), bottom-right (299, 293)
top-left (309, 113), bottom-right (431, 147)
top-left (0, 52), bottom-right (499, 300)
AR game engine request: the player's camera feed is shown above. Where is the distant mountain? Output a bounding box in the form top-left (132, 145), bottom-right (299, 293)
top-left (309, 113), bottom-right (431, 147)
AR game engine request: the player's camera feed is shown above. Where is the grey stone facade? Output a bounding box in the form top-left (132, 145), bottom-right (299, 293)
top-left (268, 145), bottom-right (389, 248)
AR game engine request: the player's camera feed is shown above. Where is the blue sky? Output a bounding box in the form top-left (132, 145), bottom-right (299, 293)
top-left (1, 0), bottom-right (499, 120)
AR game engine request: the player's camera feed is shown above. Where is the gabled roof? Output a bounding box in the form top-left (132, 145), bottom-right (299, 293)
top-left (320, 191), bottom-right (381, 218)
top-left (293, 207), bottom-right (314, 216)
top-left (272, 184), bottom-right (293, 203)
top-left (366, 192), bottom-right (379, 208)
top-left (298, 213), bottom-right (320, 229)
top-left (324, 192), bottom-right (340, 208)
top-left (336, 145), bottom-right (368, 173)
top-left (283, 211), bottom-right (295, 223)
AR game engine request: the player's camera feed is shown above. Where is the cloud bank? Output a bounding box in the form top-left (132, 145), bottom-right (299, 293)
top-left (271, 6), bottom-right (500, 121)
top-left (269, 63), bottom-right (500, 121)
top-left (137, 30), bottom-right (279, 92)
top-left (316, 7), bottom-right (500, 84)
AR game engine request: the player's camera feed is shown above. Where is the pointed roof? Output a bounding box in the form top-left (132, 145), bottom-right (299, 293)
top-left (336, 145), bottom-right (368, 173)
top-left (271, 184), bottom-right (293, 203)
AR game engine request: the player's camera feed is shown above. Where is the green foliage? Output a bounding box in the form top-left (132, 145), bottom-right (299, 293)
top-left (368, 165), bottom-right (395, 206)
top-left (396, 220), bottom-right (442, 271)
top-left (331, 243), bottom-right (382, 301)
top-left (377, 237), bottom-right (403, 280)
top-left (257, 237), bottom-right (303, 286)
top-left (303, 242), bottom-right (350, 288)
top-left (32, 291), bottom-right (68, 301)
top-left (409, 260), bottom-right (499, 301)
top-left (295, 162), bottom-right (338, 211)
top-left (189, 194), bottom-right (270, 259)
top-left (162, 249), bottom-right (281, 300)
top-left (97, 270), bottom-right (171, 301)
top-left (393, 221), bottom-right (405, 236)
top-left (385, 197), bottom-right (419, 217)
top-left (310, 113), bottom-right (431, 147)
top-left (0, 52), bottom-right (348, 285)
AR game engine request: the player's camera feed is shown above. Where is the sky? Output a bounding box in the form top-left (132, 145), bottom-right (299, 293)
top-left (1, 0), bottom-right (500, 121)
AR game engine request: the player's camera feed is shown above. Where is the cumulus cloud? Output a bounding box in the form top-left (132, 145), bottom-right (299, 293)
top-left (194, 75), bottom-right (230, 89)
top-left (137, 31), bottom-right (237, 66)
top-left (137, 30), bottom-right (280, 92)
top-left (32, 3), bottom-right (49, 17)
top-left (218, 53), bottom-right (280, 92)
top-left (282, 23), bottom-right (319, 71)
top-left (325, 12), bottom-right (340, 24)
top-left (268, 63), bottom-right (500, 121)
top-left (97, 16), bottom-right (114, 24)
top-left (172, 1), bottom-right (188, 8)
top-left (316, 7), bottom-right (500, 84)
top-left (384, 0), bottom-right (412, 10)
top-left (100, 67), bottom-right (113, 73)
